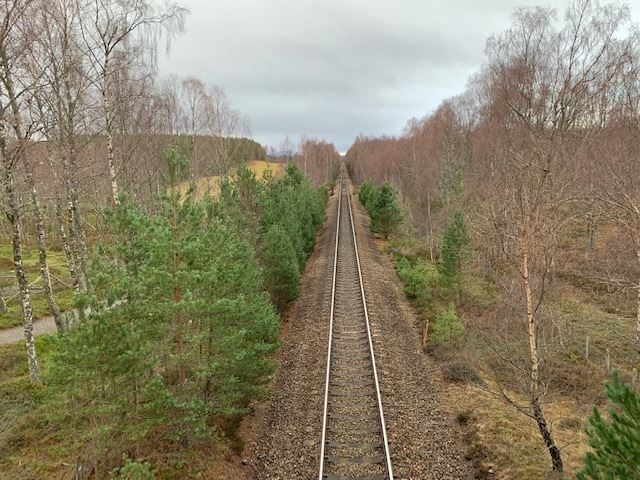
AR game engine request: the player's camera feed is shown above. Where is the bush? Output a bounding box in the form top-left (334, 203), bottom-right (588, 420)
top-left (115, 456), bottom-right (154, 480)
top-left (456, 409), bottom-right (474, 425)
top-left (395, 256), bottom-right (431, 309)
top-left (431, 303), bottom-right (466, 348)
top-left (442, 360), bottom-right (481, 383)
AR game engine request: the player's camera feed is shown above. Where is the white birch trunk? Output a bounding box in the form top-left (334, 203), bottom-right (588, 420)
top-left (523, 245), bottom-right (562, 472)
top-left (1, 135), bottom-right (41, 383)
top-left (107, 127), bottom-right (119, 204)
top-left (27, 170), bottom-right (64, 331)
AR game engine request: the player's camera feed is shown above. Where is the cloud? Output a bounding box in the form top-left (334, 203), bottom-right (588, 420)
top-left (159, 0), bottom-right (640, 151)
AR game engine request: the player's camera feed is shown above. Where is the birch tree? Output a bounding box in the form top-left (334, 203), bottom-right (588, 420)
top-left (80, 0), bottom-right (186, 203)
top-left (0, 0), bottom-right (42, 382)
top-left (206, 85), bottom-right (250, 174)
top-left (595, 43), bottom-right (640, 351)
top-left (34, 0), bottom-right (93, 293)
top-left (478, 1), bottom-right (633, 472)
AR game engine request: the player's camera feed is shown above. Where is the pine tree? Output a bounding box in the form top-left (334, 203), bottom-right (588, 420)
top-left (47, 148), bottom-right (280, 457)
top-left (358, 180), bottom-right (376, 210)
top-left (366, 182), bottom-right (403, 238)
top-left (577, 372), bottom-right (640, 479)
top-left (260, 164), bottom-right (324, 268)
top-left (438, 210), bottom-right (472, 299)
top-left (264, 223), bottom-right (300, 308)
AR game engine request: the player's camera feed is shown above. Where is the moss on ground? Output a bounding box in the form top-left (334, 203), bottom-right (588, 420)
top-left (0, 245), bottom-right (74, 329)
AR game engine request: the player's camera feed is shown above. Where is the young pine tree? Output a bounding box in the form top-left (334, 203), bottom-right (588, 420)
top-left (264, 223), bottom-right (300, 309)
top-left (577, 372), bottom-right (640, 479)
top-left (438, 210), bottom-right (472, 302)
top-left (48, 148), bottom-right (279, 459)
top-left (358, 180), bottom-right (376, 210)
top-left (366, 182), bottom-right (403, 238)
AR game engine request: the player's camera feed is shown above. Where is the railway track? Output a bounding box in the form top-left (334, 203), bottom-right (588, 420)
top-left (318, 171), bottom-right (394, 480)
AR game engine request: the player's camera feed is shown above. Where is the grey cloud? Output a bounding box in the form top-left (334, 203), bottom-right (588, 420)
top-left (159, 0), bottom-right (640, 152)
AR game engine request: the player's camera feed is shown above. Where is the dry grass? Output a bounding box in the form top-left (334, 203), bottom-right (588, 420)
top-left (382, 232), bottom-right (635, 479)
top-left (176, 160), bottom-right (286, 200)
top-left (439, 375), bottom-right (590, 479)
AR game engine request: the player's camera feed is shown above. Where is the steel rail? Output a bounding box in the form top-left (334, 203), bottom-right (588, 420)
top-left (317, 170), bottom-right (342, 480)
top-left (318, 170), bottom-right (393, 480)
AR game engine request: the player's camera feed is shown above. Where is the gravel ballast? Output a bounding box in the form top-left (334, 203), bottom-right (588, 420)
top-left (251, 178), bottom-right (473, 479)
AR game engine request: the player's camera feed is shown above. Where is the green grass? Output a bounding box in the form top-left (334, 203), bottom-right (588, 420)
top-left (0, 244), bottom-right (74, 329)
top-left (550, 294), bottom-right (639, 373)
top-left (0, 290), bottom-right (75, 330)
top-left (0, 336), bottom-right (85, 479)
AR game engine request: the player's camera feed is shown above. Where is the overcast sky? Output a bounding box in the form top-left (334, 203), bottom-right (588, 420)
top-left (158, 0), bottom-right (640, 152)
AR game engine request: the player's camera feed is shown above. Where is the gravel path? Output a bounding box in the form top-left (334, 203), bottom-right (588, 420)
top-left (0, 315), bottom-right (57, 345)
top-left (251, 177), bottom-right (473, 479)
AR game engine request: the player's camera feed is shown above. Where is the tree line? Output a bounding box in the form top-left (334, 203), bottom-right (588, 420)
top-left (347, 0), bottom-right (640, 474)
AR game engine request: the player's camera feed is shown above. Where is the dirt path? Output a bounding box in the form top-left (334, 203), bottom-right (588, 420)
top-left (245, 179), bottom-right (472, 479)
top-left (0, 315), bottom-right (57, 345)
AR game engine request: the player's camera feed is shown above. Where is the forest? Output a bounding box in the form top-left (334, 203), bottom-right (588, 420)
top-left (0, 0), bottom-right (339, 477)
top-left (347, 1), bottom-right (640, 477)
top-left (2, 0), bottom-right (640, 478)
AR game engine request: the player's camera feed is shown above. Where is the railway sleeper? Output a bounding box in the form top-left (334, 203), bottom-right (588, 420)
top-left (329, 379), bottom-right (374, 388)
top-left (326, 441), bottom-right (384, 449)
top-left (325, 455), bottom-right (385, 465)
top-left (329, 390), bottom-right (377, 397)
top-left (328, 426), bottom-right (382, 434)
top-left (329, 413), bottom-right (379, 421)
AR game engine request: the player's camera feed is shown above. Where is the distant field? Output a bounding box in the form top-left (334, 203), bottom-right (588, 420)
top-left (177, 160), bottom-right (286, 199)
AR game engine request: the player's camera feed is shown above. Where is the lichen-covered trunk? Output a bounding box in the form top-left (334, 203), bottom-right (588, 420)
top-left (1, 146), bottom-right (41, 382)
top-left (56, 201), bottom-right (80, 294)
top-left (27, 170), bottom-right (64, 332)
top-left (102, 81), bottom-right (119, 204)
top-left (62, 138), bottom-right (91, 293)
top-left (523, 247), bottom-right (562, 472)
top-left (532, 400), bottom-right (563, 472)
top-left (0, 43), bottom-right (40, 381)
top-left (11, 214), bottom-right (41, 383)
top-left (107, 127), bottom-right (119, 204)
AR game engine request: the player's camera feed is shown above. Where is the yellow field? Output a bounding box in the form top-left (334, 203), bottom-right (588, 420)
top-left (177, 160), bottom-right (285, 200)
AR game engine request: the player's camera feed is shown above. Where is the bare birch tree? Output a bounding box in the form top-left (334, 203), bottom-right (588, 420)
top-left (0, 0), bottom-right (42, 382)
top-left (477, 1), bottom-right (633, 472)
top-left (80, 0), bottom-right (186, 203)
